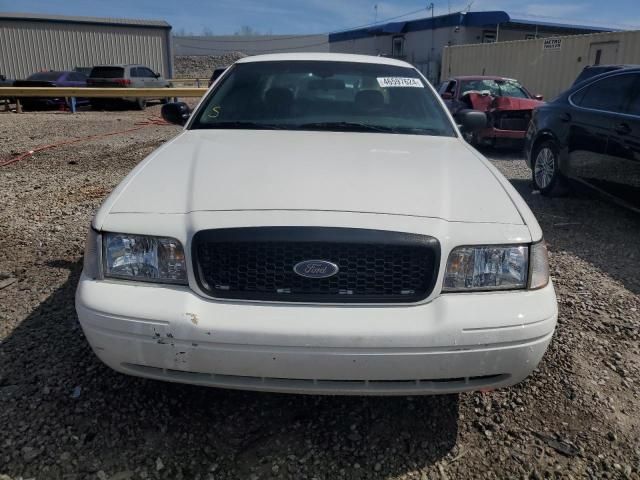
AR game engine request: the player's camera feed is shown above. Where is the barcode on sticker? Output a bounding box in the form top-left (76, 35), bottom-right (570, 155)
top-left (377, 77), bottom-right (423, 88)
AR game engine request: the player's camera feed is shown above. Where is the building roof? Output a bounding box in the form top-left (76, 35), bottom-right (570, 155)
top-left (505, 17), bottom-right (618, 33)
top-left (0, 11), bottom-right (171, 29)
top-left (329, 10), bottom-right (615, 42)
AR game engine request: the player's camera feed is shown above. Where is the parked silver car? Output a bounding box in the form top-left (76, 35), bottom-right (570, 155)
top-left (87, 64), bottom-right (170, 110)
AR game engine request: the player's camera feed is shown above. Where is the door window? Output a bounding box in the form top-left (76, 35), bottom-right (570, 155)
top-left (624, 76), bottom-right (640, 116)
top-left (130, 67), bottom-right (141, 78)
top-left (442, 81), bottom-right (457, 99)
top-left (141, 68), bottom-right (157, 78)
top-left (572, 73), bottom-right (638, 114)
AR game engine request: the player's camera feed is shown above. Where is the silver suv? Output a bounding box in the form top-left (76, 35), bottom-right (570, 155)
top-left (87, 64), bottom-right (170, 110)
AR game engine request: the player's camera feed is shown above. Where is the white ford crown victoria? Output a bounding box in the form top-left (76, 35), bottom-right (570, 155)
top-left (76, 53), bottom-right (557, 395)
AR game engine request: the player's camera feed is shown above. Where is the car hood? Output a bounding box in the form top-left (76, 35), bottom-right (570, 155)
top-left (492, 96), bottom-right (544, 111)
top-left (464, 93), bottom-right (543, 112)
top-left (106, 130), bottom-right (523, 225)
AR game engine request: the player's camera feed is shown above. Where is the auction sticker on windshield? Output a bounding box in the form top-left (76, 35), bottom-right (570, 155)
top-left (377, 77), bottom-right (423, 88)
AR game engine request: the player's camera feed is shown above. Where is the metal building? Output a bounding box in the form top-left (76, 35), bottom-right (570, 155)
top-left (441, 30), bottom-right (640, 99)
top-left (0, 12), bottom-right (173, 80)
top-left (329, 11), bottom-right (615, 85)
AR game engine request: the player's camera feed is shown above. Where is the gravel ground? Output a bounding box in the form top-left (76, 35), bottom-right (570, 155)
top-left (1, 110), bottom-right (639, 480)
top-left (173, 54), bottom-right (247, 78)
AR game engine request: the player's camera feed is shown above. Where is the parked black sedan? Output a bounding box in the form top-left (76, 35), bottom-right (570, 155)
top-left (525, 67), bottom-right (640, 209)
top-left (14, 70), bottom-right (88, 109)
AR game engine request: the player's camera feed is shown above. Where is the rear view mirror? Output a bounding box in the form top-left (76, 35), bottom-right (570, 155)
top-left (162, 102), bottom-right (191, 126)
top-left (456, 109), bottom-right (487, 132)
top-left (534, 94), bottom-right (544, 101)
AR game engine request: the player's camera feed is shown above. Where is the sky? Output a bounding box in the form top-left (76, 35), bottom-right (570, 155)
top-left (2, 0), bottom-right (640, 35)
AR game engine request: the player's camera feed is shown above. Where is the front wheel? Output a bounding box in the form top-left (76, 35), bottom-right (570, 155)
top-left (134, 98), bottom-right (147, 110)
top-left (532, 140), bottom-right (569, 196)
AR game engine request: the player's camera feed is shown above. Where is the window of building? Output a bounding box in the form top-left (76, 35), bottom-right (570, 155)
top-left (525, 34), bottom-right (536, 40)
top-left (392, 36), bottom-right (405, 57)
top-left (594, 49), bottom-right (602, 65)
top-left (482, 31), bottom-right (497, 43)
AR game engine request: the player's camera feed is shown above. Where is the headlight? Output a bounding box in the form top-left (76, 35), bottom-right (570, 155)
top-left (103, 233), bottom-right (187, 284)
top-left (443, 244), bottom-right (529, 292)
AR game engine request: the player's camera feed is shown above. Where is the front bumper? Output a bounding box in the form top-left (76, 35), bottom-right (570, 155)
top-left (76, 274), bottom-right (557, 395)
top-left (478, 127), bottom-right (527, 141)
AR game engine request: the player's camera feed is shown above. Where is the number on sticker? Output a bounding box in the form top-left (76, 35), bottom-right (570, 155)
top-left (377, 77), bottom-right (423, 88)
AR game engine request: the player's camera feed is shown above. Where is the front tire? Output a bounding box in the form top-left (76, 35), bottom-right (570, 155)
top-left (134, 98), bottom-right (147, 110)
top-left (532, 140), bottom-right (569, 196)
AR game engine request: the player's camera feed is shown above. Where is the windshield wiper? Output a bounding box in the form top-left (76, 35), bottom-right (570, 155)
top-left (297, 121), bottom-right (395, 133)
top-left (299, 122), bottom-right (445, 136)
top-left (198, 121), bottom-right (289, 130)
top-left (393, 126), bottom-right (445, 135)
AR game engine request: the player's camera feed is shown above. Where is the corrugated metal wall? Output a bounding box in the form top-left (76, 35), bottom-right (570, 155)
top-left (0, 20), bottom-right (172, 79)
top-left (441, 30), bottom-right (640, 99)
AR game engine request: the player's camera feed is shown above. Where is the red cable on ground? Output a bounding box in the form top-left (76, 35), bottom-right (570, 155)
top-left (0, 116), bottom-right (171, 168)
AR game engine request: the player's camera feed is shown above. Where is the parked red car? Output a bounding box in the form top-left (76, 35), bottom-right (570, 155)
top-left (438, 76), bottom-right (544, 147)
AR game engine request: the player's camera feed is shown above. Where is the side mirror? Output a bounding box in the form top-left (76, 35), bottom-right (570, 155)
top-left (154, 73), bottom-right (161, 78)
top-left (161, 102), bottom-right (191, 126)
top-left (534, 94), bottom-right (544, 101)
top-left (441, 92), bottom-right (453, 100)
top-left (456, 109), bottom-right (487, 132)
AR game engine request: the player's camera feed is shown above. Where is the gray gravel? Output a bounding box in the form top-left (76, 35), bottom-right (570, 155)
top-left (1, 111), bottom-right (639, 480)
top-left (173, 54), bottom-right (247, 79)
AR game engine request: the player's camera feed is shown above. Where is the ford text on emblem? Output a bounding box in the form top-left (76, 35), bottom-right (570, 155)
top-left (293, 260), bottom-right (339, 279)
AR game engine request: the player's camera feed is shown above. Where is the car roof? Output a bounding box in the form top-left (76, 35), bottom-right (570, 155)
top-left (30, 71), bottom-right (68, 75)
top-left (562, 65), bottom-right (640, 98)
top-left (447, 75), bottom-right (518, 82)
top-left (578, 66), bottom-right (640, 81)
top-left (236, 53), bottom-right (414, 68)
top-left (91, 64), bottom-right (147, 68)
top-left (582, 64), bottom-right (640, 70)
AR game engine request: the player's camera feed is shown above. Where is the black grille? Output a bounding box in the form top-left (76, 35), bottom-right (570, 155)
top-left (495, 111), bottom-right (531, 131)
top-left (193, 227), bottom-right (440, 303)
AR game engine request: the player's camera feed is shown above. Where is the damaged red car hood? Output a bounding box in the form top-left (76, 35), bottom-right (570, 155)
top-left (466, 93), bottom-right (543, 111)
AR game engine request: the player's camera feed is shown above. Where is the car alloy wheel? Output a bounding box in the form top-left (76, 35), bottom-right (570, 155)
top-left (534, 146), bottom-right (556, 189)
top-left (532, 140), bottom-right (569, 196)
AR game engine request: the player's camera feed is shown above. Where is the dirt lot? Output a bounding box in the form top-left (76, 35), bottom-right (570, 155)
top-left (1, 109), bottom-right (639, 480)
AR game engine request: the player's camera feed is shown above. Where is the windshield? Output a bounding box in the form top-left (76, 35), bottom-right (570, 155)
top-left (459, 79), bottom-right (530, 99)
top-left (191, 61), bottom-right (456, 137)
top-left (90, 67), bottom-right (125, 78)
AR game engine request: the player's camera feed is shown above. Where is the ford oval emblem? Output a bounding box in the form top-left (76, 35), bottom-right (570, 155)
top-left (293, 260), bottom-right (339, 279)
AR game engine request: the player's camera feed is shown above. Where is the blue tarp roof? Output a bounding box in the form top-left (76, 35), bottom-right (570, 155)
top-left (328, 10), bottom-right (614, 42)
top-left (381, 21), bottom-right (406, 34)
